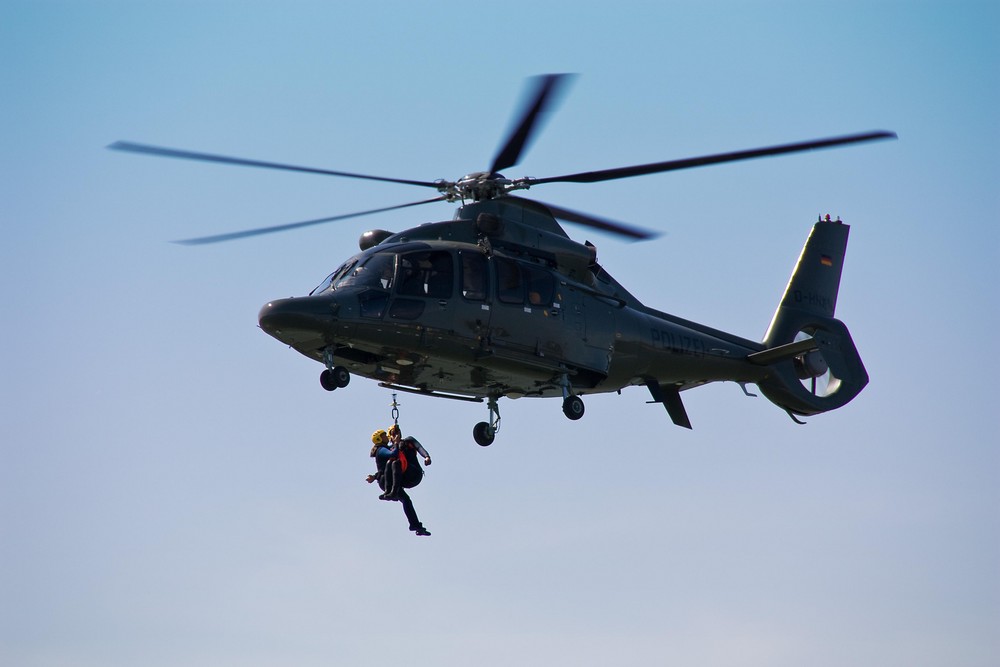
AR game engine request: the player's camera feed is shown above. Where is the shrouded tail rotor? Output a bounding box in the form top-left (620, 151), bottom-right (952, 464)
top-left (757, 216), bottom-right (869, 417)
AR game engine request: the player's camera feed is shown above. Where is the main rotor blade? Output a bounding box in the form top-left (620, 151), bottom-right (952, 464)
top-left (174, 196), bottom-right (448, 245)
top-left (540, 200), bottom-right (660, 241)
top-left (489, 73), bottom-right (575, 175)
top-left (108, 141), bottom-right (441, 188)
top-left (528, 130), bottom-right (897, 185)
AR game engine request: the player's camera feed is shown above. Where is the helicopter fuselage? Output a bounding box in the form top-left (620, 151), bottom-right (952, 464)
top-left (257, 199), bottom-right (808, 432)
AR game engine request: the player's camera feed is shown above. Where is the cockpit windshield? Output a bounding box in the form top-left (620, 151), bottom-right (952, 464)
top-left (309, 253), bottom-right (396, 295)
top-left (310, 260), bottom-right (353, 295)
top-left (338, 253), bottom-right (396, 290)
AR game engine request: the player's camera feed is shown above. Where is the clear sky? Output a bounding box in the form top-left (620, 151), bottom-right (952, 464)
top-left (2, 1), bottom-right (997, 666)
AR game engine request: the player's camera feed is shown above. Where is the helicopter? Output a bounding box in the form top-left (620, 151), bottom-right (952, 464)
top-left (110, 74), bottom-right (895, 446)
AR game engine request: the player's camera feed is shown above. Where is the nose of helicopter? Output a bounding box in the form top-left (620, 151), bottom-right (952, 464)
top-left (258, 296), bottom-right (335, 345)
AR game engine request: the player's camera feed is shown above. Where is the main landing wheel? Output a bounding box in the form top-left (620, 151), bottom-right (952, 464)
top-left (320, 366), bottom-right (350, 391)
top-left (473, 421), bottom-right (495, 447)
top-left (562, 395), bottom-right (585, 420)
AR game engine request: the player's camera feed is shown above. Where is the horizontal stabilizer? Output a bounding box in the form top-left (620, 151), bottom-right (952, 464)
top-left (747, 337), bottom-right (818, 366)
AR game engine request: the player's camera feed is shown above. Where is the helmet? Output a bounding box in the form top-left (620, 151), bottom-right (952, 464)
top-left (371, 429), bottom-right (388, 446)
top-left (388, 424), bottom-right (401, 438)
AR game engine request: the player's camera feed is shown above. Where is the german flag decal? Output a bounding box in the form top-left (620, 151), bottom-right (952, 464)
top-left (820, 254), bottom-right (834, 267)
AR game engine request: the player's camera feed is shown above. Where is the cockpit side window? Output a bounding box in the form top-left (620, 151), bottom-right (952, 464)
top-left (396, 250), bottom-right (453, 299)
top-left (366, 253), bottom-right (396, 290)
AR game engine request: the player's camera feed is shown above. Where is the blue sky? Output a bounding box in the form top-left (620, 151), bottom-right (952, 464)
top-left (2, 1), bottom-right (997, 666)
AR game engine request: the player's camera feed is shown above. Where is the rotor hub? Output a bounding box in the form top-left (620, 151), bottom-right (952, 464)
top-left (437, 172), bottom-right (530, 202)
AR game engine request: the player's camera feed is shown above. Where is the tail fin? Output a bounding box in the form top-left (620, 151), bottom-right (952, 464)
top-left (757, 216), bottom-right (869, 417)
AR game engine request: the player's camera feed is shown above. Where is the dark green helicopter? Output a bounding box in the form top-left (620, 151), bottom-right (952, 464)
top-left (110, 75), bottom-right (895, 445)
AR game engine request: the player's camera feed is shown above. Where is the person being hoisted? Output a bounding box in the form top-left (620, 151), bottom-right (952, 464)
top-left (382, 424), bottom-right (431, 497)
top-left (366, 424), bottom-right (432, 536)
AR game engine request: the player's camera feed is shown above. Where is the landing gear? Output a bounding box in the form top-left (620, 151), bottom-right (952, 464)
top-left (473, 421), bottom-right (495, 447)
top-left (473, 396), bottom-right (501, 446)
top-left (562, 394), bottom-right (585, 420)
top-left (559, 372), bottom-right (585, 420)
top-left (320, 346), bottom-right (350, 391)
top-left (320, 366), bottom-right (350, 391)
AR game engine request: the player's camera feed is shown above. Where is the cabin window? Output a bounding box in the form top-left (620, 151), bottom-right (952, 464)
top-left (495, 258), bottom-right (554, 306)
top-left (460, 251), bottom-right (488, 301)
top-left (524, 264), bottom-right (555, 306)
top-left (396, 250), bottom-right (453, 299)
top-left (496, 258), bottom-right (524, 304)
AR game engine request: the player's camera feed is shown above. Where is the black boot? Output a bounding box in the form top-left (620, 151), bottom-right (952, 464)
top-left (381, 461), bottom-right (401, 500)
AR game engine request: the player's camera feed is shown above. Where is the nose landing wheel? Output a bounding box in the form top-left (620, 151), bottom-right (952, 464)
top-left (320, 346), bottom-right (350, 391)
top-left (320, 367), bottom-right (350, 391)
